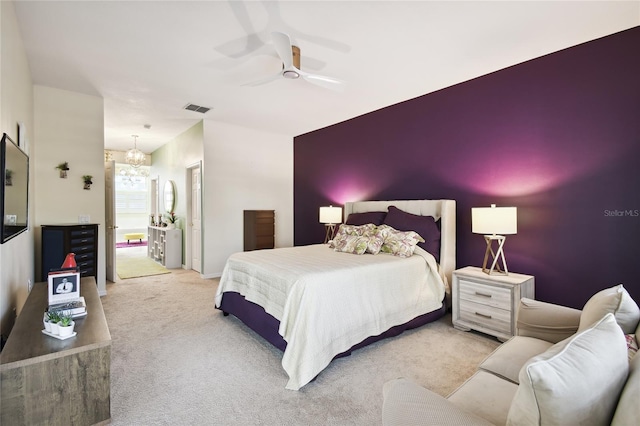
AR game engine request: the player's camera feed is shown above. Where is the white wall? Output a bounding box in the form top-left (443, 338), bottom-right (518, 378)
top-left (149, 120), bottom-right (293, 278)
top-left (202, 120), bottom-right (293, 277)
top-left (0, 0), bottom-right (35, 338)
top-left (33, 86), bottom-right (106, 294)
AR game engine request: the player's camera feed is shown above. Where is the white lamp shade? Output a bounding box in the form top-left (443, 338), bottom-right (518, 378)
top-left (472, 205), bottom-right (517, 235)
top-left (319, 206), bottom-right (343, 224)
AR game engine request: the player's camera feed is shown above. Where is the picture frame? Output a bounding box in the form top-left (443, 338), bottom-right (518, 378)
top-left (48, 271), bottom-right (80, 305)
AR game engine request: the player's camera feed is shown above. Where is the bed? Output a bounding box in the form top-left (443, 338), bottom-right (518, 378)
top-left (215, 199), bottom-right (456, 390)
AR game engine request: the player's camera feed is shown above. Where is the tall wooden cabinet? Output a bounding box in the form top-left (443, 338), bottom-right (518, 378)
top-left (244, 210), bottom-right (275, 251)
top-left (41, 224), bottom-right (98, 281)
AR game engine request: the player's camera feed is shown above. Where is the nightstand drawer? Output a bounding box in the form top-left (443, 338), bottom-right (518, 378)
top-left (459, 299), bottom-right (511, 335)
top-left (458, 279), bottom-right (511, 310)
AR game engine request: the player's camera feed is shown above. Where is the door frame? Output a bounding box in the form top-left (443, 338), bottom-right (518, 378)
top-left (185, 161), bottom-right (203, 274)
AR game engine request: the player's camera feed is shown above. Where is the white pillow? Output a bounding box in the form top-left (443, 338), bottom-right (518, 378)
top-left (578, 284), bottom-right (640, 334)
top-left (507, 313), bottom-right (628, 426)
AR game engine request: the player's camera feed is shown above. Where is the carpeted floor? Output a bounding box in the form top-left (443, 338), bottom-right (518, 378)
top-left (102, 270), bottom-right (500, 425)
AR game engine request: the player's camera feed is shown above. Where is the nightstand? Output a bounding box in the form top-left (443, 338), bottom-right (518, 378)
top-left (452, 266), bottom-right (534, 341)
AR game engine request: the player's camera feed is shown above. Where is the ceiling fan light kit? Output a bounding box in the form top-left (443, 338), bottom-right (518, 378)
top-left (245, 31), bottom-right (345, 91)
top-left (283, 70), bottom-right (299, 79)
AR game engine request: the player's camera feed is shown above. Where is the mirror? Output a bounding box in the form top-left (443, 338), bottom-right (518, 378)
top-left (1, 133), bottom-right (29, 243)
top-left (164, 180), bottom-right (176, 213)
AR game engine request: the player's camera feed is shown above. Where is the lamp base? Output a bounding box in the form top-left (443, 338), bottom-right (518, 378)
top-left (481, 235), bottom-right (509, 275)
top-left (324, 224), bottom-right (337, 244)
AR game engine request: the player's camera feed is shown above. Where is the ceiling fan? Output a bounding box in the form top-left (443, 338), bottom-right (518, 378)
top-left (244, 32), bottom-right (345, 92)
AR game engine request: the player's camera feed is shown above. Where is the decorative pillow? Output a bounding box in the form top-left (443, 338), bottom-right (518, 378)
top-left (506, 313), bottom-right (628, 426)
top-left (333, 234), bottom-right (368, 255)
top-left (578, 284), bottom-right (640, 334)
top-left (364, 225), bottom-right (394, 255)
top-left (379, 225), bottom-right (425, 258)
top-left (330, 224), bottom-right (376, 249)
top-left (345, 211), bottom-right (387, 226)
top-left (626, 334), bottom-right (639, 361)
top-left (383, 206), bottom-right (441, 262)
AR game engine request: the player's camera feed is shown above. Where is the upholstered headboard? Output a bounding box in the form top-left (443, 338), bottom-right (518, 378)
top-left (343, 199), bottom-right (456, 286)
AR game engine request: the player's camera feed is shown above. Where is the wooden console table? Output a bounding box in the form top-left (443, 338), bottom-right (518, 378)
top-left (1, 277), bottom-right (111, 425)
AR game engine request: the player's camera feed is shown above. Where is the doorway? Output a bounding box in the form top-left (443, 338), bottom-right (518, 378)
top-left (113, 164), bottom-right (152, 278)
top-left (186, 162), bottom-right (202, 273)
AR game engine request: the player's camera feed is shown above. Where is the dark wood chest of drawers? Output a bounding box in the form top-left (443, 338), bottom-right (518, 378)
top-left (244, 210), bottom-right (275, 251)
top-left (41, 224), bottom-right (98, 281)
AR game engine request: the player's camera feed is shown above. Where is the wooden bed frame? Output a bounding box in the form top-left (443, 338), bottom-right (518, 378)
top-left (218, 199), bottom-right (456, 365)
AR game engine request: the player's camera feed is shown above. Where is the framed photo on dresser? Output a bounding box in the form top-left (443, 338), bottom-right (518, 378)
top-left (48, 270), bottom-right (80, 305)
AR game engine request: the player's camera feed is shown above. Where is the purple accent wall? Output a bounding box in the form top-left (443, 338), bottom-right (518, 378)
top-left (294, 27), bottom-right (640, 309)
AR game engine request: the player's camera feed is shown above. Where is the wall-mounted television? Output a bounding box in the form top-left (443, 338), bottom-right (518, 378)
top-left (1, 133), bottom-right (29, 243)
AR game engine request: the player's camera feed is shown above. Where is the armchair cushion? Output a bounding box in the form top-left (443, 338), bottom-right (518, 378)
top-left (612, 351), bottom-right (640, 426)
top-left (516, 298), bottom-right (581, 343)
top-left (578, 284), bottom-right (640, 334)
top-left (447, 370), bottom-right (518, 425)
top-left (478, 336), bottom-right (553, 383)
top-left (507, 313), bottom-right (628, 426)
top-left (382, 378), bottom-right (493, 426)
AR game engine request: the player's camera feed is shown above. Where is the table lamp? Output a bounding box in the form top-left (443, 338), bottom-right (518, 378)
top-left (319, 205), bottom-right (342, 244)
top-left (472, 204), bottom-right (517, 275)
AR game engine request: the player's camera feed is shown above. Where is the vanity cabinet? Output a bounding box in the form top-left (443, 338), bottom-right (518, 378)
top-left (148, 226), bottom-right (182, 268)
top-left (244, 210), bottom-right (275, 251)
top-left (41, 224), bottom-right (98, 281)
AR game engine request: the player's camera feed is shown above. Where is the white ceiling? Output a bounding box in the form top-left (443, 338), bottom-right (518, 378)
top-left (13, 1), bottom-right (639, 154)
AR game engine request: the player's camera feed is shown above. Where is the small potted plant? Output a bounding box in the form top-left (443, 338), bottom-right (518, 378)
top-left (58, 312), bottom-right (75, 337)
top-left (165, 212), bottom-right (177, 229)
top-left (47, 310), bottom-right (61, 335)
top-left (56, 161), bottom-right (70, 178)
top-left (82, 175), bottom-right (93, 190)
top-left (5, 169), bottom-right (13, 186)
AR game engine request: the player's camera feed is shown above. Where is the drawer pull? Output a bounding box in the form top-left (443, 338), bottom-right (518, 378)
top-left (475, 312), bottom-right (492, 319)
top-left (475, 292), bottom-right (492, 298)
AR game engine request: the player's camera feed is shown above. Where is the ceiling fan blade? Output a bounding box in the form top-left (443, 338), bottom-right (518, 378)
top-left (242, 72), bottom-right (282, 87)
top-left (299, 70), bottom-right (345, 92)
top-left (271, 31), bottom-right (294, 69)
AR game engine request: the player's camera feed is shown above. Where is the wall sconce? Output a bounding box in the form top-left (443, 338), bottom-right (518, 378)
top-left (319, 205), bottom-right (343, 244)
top-left (472, 204), bottom-right (517, 275)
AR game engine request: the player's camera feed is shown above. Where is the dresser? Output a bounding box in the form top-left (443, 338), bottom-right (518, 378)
top-left (0, 277), bottom-right (111, 425)
top-left (148, 226), bottom-right (182, 268)
top-left (452, 266), bottom-right (535, 341)
top-left (41, 224), bottom-right (98, 281)
top-left (243, 210), bottom-right (275, 251)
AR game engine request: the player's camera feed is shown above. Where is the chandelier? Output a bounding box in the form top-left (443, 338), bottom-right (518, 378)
top-left (125, 135), bottom-right (145, 168)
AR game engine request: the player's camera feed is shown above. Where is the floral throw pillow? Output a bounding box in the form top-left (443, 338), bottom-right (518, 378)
top-left (331, 224), bottom-right (376, 249)
top-left (333, 234), bottom-right (369, 255)
top-left (626, 334), bottom-right (639, 361)
top-left (379, 225), bottom-right (425, 258)
top-left (364, 225), bottom-right (393, 255)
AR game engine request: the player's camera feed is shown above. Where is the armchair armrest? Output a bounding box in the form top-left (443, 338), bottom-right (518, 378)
top-left (382, 378), bottom-right (493, 426)
top-left (516, 298), bottom-right (581, 343)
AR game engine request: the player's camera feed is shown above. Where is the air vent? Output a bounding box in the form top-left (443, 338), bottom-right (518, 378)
top-left (183, 103), bottom-right (211, 114)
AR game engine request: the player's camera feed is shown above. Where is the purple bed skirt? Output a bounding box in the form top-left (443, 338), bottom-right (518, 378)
top-left (217, 291), bottom-right (446, 359)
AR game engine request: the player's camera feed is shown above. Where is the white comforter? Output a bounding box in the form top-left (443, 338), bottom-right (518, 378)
top-left (214, 244), bottom-right (446, 390)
